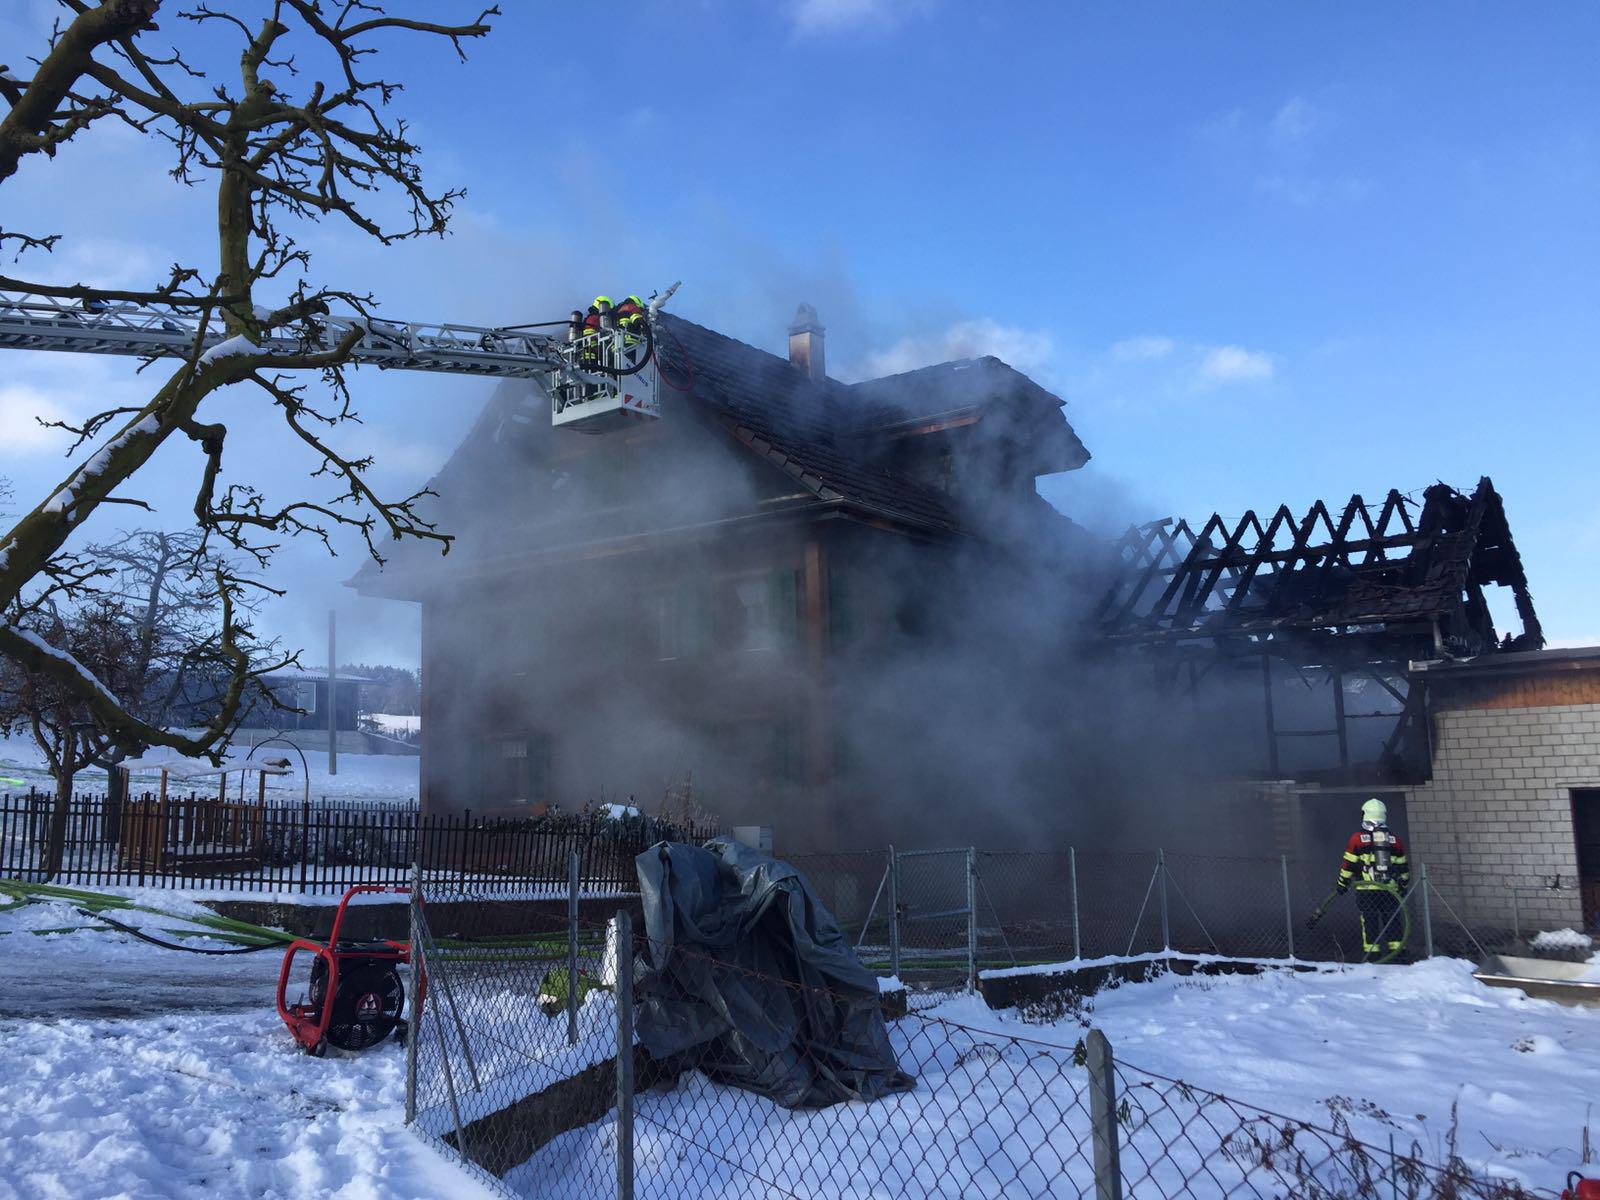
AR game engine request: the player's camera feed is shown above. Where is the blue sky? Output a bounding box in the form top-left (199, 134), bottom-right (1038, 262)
top-left (1, 1), bottom-right (1596, 662)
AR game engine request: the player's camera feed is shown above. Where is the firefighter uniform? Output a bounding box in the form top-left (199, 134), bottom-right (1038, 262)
top-left (1335, 800), bottom-right (1410, 956)
top-left (615, 294), bottom-right (646, 335)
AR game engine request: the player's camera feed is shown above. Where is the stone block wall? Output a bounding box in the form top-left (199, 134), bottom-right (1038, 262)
top-left (1405, 702), bottom-right (1600, 932)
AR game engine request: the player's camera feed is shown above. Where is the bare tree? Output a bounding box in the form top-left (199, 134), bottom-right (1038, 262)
top-left (0, 598), bottom-right (142, 879)
top-left (0, 2), bottom-right (494, 762)
top-left (81, 528), bottom-right (283, 824)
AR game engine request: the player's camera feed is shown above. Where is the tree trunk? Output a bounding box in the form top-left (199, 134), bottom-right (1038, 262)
top-left (103, 757), bottom-right (128, 844)
top-left (43, 767), bottom-right (76, 883)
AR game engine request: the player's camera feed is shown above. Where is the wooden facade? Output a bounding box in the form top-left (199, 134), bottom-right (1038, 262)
top-left (355, 311), bottom-right (1090, 846)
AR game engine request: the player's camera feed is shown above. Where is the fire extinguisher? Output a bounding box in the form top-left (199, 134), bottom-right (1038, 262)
top-left (1565, 1172), bottom-right (1600, 1200)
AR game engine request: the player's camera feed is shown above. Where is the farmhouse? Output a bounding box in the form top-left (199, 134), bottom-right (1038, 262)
top-left (352, 306), bottom-right (1092, 844)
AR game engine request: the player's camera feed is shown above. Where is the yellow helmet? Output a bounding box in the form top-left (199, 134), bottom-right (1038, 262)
top-left (591, 295), bottom-right (613, 310)
top-left (624, 295), bottom-right (643, 309)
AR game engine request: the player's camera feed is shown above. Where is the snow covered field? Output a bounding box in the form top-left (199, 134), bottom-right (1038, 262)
top-left (4, 890), bottom-right (1597, 1200)
top-left (521, 960), bottom-right (1600, 1198)
top-left (0, 1012), bottom-right (494, 1200)
top-left (0, 733), bottom-right (419, 803)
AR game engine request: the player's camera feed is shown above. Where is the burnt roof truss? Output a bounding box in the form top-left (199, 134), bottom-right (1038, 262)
top-left (1099, 476), bottom-right (1543, 657)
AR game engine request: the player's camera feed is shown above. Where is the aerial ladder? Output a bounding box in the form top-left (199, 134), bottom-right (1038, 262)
top-left (0, 283), bottom-right (680, 434)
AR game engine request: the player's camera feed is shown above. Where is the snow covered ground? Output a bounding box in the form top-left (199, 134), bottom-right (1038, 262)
top-left (0, 896), bottom-right (496, 1199)
top-left (523, 959), bottom-right (1600, 1198)
top-left (4, 893), bottom-right (1598, 1199)
top-left (0, 733), bottom-right (419, 803)
top-left (368, 713), bottom-right (420, 738)
top-left (0, 1012), bottom-right (496, 1200)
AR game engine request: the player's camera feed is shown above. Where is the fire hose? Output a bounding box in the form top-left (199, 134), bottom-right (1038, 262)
top-left (72, 906), bottom-right (284, 955)
top-left (1305, 882), bottom-right (1413, 964)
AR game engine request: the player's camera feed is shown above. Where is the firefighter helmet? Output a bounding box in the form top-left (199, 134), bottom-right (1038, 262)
top-left (1361, 798), bottom-right (1387, 828)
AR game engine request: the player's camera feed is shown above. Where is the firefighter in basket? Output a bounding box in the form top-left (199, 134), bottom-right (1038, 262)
top-left (564, 295), bottom-right (614, 405)
top-left (1308, 798), bottom-right (1411, 960)
top-left (615, 294), bottom-right (647, 337)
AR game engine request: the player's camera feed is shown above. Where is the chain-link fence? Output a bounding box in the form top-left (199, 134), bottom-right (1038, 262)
top-left (789, 847), bottom-right (1592, 985)
top-left (406, 879), bottom-right (630, 1198)
top-left (405, 887), bottom-right (1556, 1199)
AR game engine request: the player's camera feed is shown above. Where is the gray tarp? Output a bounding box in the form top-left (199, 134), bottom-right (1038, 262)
top-left (633, 838), bottom-right (915, 1108)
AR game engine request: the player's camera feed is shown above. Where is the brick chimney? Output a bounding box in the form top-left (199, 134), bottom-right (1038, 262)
top-left (788, 303), bottom-right (826, 382)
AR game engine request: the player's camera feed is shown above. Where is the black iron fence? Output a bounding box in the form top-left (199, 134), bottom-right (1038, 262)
top-left (0, 790), bottom-right (720, 894)
top-left (406, 891), bottom-right (1555, 1200)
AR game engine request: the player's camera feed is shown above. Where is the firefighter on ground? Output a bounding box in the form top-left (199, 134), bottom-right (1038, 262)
top-left (1322, 798), bottom-right (1411, 957)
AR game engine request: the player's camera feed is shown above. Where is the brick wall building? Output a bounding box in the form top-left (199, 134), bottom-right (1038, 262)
top-left (1404, 647), bottom-right (1600, 932)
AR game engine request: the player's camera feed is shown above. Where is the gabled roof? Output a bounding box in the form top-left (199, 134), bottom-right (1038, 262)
top-left (655, 315), bottom-right (963, 532)
top-left (652, 313), bottom-right (1088, 535)
top-left (350, 309), bottom-right (1091, 597)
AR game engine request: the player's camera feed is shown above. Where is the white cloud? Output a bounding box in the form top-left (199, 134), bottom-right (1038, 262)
top-left (789, 0), bottom-right (928, 36)
top-left (1270, 96), bottom-right (1319, 143)
top-left (1109, 335), bottom-right (1176, 362)
top-left (1197, 345), bottom-right (1275, 385)
top-left (846, 318), bottom-right (1055, 382)
top-left (0, 383), bottom-right (75, 450)
top-left (1255, 173), bottom-right (1373, 207)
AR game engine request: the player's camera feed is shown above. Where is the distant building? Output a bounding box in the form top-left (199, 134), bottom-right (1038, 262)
top-left (235, 666), bottom-right (371, 733)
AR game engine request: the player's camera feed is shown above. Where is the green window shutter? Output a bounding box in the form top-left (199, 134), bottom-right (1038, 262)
top-left (769, 568), bottom-right (800, 647)
top-left (529, 735), bottom-right (551, 805)
top-left (676, 578), bottom-right (712, 659)
top-left (829, 568), bottom-right (853, 646)
top-left (773, 722), bottom-right (803, 783)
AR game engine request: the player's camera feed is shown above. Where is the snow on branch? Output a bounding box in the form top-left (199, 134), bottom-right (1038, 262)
top-left (2, 624), bottom-right (121, 707)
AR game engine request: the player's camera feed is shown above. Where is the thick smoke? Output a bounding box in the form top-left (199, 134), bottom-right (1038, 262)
top-left (376, 325), bottom-right (1366, 855)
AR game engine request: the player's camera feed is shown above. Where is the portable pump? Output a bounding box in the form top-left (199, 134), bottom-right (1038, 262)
top-left (275, 885), bottom-right (419, 1055)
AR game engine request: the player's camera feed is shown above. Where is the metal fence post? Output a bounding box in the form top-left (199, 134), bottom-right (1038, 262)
top-left (966, 846), bottom-right (978, 992)
top-left (568, 849), bottom-right (581, 1046)
top-left (299, 794), bottom-right (310, 894)
top-left (1086, 1029), bottom-right (1123, 1200)
top-left (615, 910), bottom-right (635, 1200)
top-left (1510, 884), bottom-right (1520, 943)
top-left (1157, 848), bottom-right (1171, 951)
top-left (1420, 863), bottom-right (1434, 959)
top-left (404, 860), bottom-right (421, 1125)
top-left (887, 846), bottom-right (901, 980)
top-left (1070, 846), bottom-right (1081, 961)
top-left (1281, 854), bottom-right (1296, 960)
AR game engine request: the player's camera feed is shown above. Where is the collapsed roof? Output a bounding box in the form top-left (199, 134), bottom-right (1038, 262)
top-left (1098, 477), bottom-right (1542, 659)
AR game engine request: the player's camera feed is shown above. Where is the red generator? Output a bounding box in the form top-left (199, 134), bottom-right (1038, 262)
top-left (276, 884), bottom-right (421, 1056)
top-left (1566, 1175), bottom-right (1600, 1200)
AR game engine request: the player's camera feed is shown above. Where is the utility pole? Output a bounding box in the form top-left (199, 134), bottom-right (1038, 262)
top-left (328, 610), bottom-right (338, 777)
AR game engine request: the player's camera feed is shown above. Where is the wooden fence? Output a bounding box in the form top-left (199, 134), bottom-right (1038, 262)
top-left (0, 790), bottom-right (720, 895)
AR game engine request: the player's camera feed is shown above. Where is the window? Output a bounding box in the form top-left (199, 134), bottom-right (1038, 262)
top-left (479, 734), bottom-right (552, 808)
top-left (674, 579), bottom-right (713, 659)
top-left (735, 577), bottom-right (774, 651)
top-left (829, 568), bottom-right (855, 647)
top-left (773, 722), bottom-right (804, 784)
top-left (651, 591), bottom-right (677, 660)
top-left (293, 681), bottom-right (317, 713)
